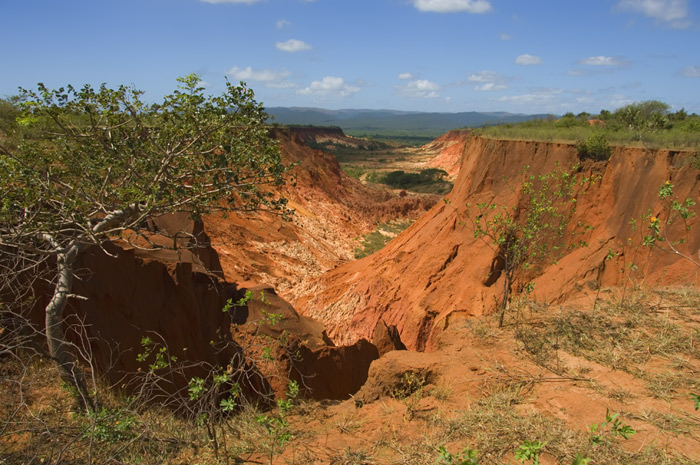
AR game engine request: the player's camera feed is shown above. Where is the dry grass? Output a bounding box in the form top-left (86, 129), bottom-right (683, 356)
top-left (4, 287), bottom-right (700, 464)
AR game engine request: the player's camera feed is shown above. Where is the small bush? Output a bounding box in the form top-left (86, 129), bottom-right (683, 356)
top-left (578, 133), bottom-right (612, 161)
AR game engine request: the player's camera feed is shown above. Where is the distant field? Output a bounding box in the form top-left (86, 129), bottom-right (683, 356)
top-left (344, 130), bottom-right (438, 146)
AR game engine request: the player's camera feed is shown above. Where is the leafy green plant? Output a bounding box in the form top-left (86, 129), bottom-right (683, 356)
top-left (514, 440), bottom-right (545, 465)
top-left (691, 393), bottom-right (700, 410)
top-left (83, 407), bottom-right (139, 443)
top-left (437, 445), bottom-right (479, 464)
top-left (389, 371), bottom-right (427, 421)
top-left (577, 132), bottom-right (612, 161)
top-left (642, 181), bottom-right (698, 267)
top-left (464, 165), bottom-right (592, 327)
top-left (589, 409), bottom-right (635, 444)
top-left (136, 336), bottom-right (177, 372)
top-left (571, 453), bottom-right (591, 465)
top-left (255, 380), bottom-right (299, 464)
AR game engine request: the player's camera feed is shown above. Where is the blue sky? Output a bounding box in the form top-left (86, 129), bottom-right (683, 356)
top-left (2, 0), bottom-right (699, 114)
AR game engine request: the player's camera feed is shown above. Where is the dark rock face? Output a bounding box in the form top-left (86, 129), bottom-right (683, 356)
top-left (372, 319), bottom-right (407, 356)
top-left (42, 239), bottom-right (381, 404)
top-left (290, 338), bottom-right (379, 400)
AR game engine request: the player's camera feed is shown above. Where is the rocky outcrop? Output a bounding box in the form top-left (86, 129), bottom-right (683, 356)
top-left (372, 320), bottom-right (406, 356)
top-left (295, 136), bottom-right (700, 351)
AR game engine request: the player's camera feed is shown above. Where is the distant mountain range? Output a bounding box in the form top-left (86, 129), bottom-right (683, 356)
top-left (266, 107), bottom-right (553, 137)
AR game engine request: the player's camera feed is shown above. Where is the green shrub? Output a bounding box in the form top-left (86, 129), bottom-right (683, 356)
top-left (577, 133), bottom-right (611, 161)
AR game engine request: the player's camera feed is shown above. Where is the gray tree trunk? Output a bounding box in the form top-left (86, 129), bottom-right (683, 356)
top-left (45, 242), bottom-right (94, 411)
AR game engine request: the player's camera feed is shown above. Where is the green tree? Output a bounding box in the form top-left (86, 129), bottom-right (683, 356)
top-left (614, 100), bottom-right (671, 136)
top-left (0, 75), bottom-right (288, 410)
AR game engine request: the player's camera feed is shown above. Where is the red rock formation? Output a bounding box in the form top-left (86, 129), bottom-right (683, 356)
top-left (295, 136), bottom-right (700, 351)
top-left (202, 128), bottom-right (435, 300)
top-left (422, 129), bottom-right (471, 177)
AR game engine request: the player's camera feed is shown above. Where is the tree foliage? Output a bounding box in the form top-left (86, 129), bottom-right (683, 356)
top-left (0, 74), bottom-right (289, 409)
top-left (464, 165), bottom-right (592, 327)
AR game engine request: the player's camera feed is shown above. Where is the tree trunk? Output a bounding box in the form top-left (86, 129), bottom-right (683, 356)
top-left (45, 242), bottom-right (94, 411)
top-left (498, 271), bottom-right (511, 328)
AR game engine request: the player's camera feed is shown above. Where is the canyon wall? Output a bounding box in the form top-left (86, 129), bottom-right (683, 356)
top-left (294, 135), bottom-right (700, 351)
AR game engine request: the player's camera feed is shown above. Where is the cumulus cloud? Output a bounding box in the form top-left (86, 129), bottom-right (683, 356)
top-left (578, 56), bottom-right (627, 66)
top-left (395, 79), bottom-right (441, 98)
top-left (276, 39), bottom-right (311, 52)
top-left (276, 19), bottom-right (291, 29)
top-left (398, 72), bottom-right (414, 80)
top-left (515, 54), bottom-right (542, 65)
top-left (500, 33), bottom-right (512, 40)
top-left (298, 76), bottom-right (360, 97)
top-left (227, 66), bottom-right (295, 88)
top-left (413, 0), bottom-right (492, 14)
top-left (467, 70), bottom-right (510, 91)
top-left (682, 66), bottom-right (700, 77)
top-left (617, 0), bottom-right (690, 28)
top-left (200, 0), bottom-right (262, 3)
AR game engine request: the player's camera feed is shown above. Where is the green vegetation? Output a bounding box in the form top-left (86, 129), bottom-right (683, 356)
top-left (461, 165), bottom-right (592, 327)
top-left (437, 445), bottom-right (479, 464)
top-left (514, 439), bottom-right (545, 465)
top-left (577, 132), bottom-right (612, 161)
top-left (345, 130), bottom-right (439, 146)
top-left (475, 101), bottom-right (700, 150)
top-left (381, 168), bottom-right (452, 194)
top-left (354, 220), bottom-right (413, 259)
top-left (0, 75), bottom-right (289, 410)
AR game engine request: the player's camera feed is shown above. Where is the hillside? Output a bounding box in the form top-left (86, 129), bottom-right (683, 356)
top-left (4, 128), bottom-right (700, 465)
top-left (267, 107), bottom-right (553, 138)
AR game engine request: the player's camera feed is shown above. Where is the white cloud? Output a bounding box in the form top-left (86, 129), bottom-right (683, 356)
top-left (398, 72), bottom-right (414, 80)
top-left (467, 71), bottom-right (503, 83)
top-left (682, 66), bottom-right (700, 77)
top-left (610, 94), bottom-right (635, 108)
top-left (276, 19), bottom-right (291, 29)
top-left (298, 76), bottom-right (360, 97)
top-left (578, 56), bottom-right (627, 66)
top-left (515, 54), bottom-right (542, 65)
top-left (227, 66), bottom-right (295, 88)
top-left (500, 33), bottom-right (512, 40)
top-left (276, 39), bottom-right (311, 53)
top-left (617, 0), bottom-right (690, 28)
top-left (467, 70), bottom-right (510, 91)
top-left (413, 0), bottom-right (492, 13)
top-left (395, 79), bottom-right (441, 99)
top-left (200, 0), bottom-right (262, 3)
top-left (475, 83), bottom-right (507, 91)
top-left (497, 88), bottom-right (563, 105)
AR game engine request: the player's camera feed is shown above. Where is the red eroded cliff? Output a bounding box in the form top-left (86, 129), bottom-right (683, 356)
top-left (293, 136), bottom-right (700, 350)
top-left (202, 127), bottom-right (434, 300)
top-left (422, 129), bottom-right (471, 177)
